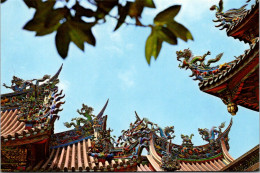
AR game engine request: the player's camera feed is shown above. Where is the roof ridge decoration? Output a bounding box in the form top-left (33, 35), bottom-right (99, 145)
top-left (157, 118), bottom-right (232, 163)
top-left (63, 100), bottom-right (108, 130)
top-left (211, 0), bottom-right (259, 43)
top-left (210, 0), bottom-right (248, 31)
top-left (96, 99), bottom-right (109, 120)
top-left (1, 64), bottom-right (64, 121)
top-left (54, 99), bottom-right (114, 151)
top-left (176, 37), bottom-right (259, 115)
top-left (198, 121), bottom-right (226, 144)
top-left (1, 64), bottom-right (65, 144)
top-left (2, 64), bottom-right (63, 95)
top-left (181, 133), bottom-right (194, 147)
top-left (115, 112), bottom-right (233, 171)
top-left (176, 48), bottom-right (231, 81)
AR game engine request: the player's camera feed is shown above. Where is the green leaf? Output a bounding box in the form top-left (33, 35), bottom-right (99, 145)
top-left (145, 27), bottom-right (163, 64)
top-left (145, 31), bottom-right (154, 64)
top-left (33, 1), bottom-right (56, 21)
top-left (23, 14), bottom-right (61, 36)
top-left (23, 19), bottom-right (43, 31)
top-left (154, 5), bottom-right (181, 24)
top-left (128, 0), bottom-right (155, 18)
top-left (156, 26), bottom-right (177, 45)
top-left (95, 0), bottom-right (118, 18)
top-left (67, 20), bottom-right (96, 50)
top-left (96, 0), bottom-right (118, 12)
top-left (143, 0), bottom-right (156, 8)
top-left (153, 38), bottom-right (163, 60)
top-left (36, 23), bottom-right (60, 36)
top-left (1, 0), bottom-right (7, 3)
top-left (45, 8), bottom-right (68, 28)
top-left (23, 0), bottom-right (40, 8)
top-left (73, 2), bottom-right (95, 18)
top-left (69, 27), bottom-right (84, 51)
top-left (167, 21), bottom-right (193, 41)
top-left (23, 0), bottom-right (56, 34)
top-left (114, 2), bottom-right (131, 31)
top-left (129, 0), bottom-right (144, 18)
top-left (55, 23), bottom-right (71, 59)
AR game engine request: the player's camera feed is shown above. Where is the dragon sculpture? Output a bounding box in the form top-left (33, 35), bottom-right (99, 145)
top-left (77, 104), bottom-right (96, 121)
top-left (116, 112), bottom-right (176, 164)
top-left (210, 0), bottom-right (248, 30)
top-left (116, 116), bottom-right (151, 161)
top-left (154, 125), bottom-right (175, 140)
top-left (3, 76), bottom-right (34, 92)
top-left (64, 104), bottom-right (95, 129)
top-left (181, 134), bottom-right (194, 146)
top-left (161, 143), bottom-right (181, 171)
top-left (136, 112), bottom-right (175, 140)
top-left (3, 75), bottom-right (51, 92)
top-left (91, 127), bottom-right (115, 154)
top-left (64, 100), bottom-right (115, 155)
top-left (198, 122), bottom-right (225, 144)
top-left (13, 73), bottom-right (65, 128)
top-left (176, 48), bottom-right (235, 81)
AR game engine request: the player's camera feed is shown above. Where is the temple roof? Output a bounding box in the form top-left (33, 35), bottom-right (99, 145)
top-left (51, 99), bottom-right (109, 149)
top-left (199, 37), bottom-right (259, 114)
top-left (1, 110), bottom-right (49, 145)
top-left (220, 145), bottom-right (259, 171)
top-left (198, 39), bottom-right (258, 90)
top-left (137, 164), bottom-right (153, 171)
top-left (26, 139), bottom-right (136, 172)
top-left (1, 65), bottom-right (65, 146)
top-left (1, 63), bottom-right (239, 171)
top-left (114, 112), bottom-right (234, 171)
top-left (26, 99), bottom-right (139, 172)
top-left (25, 110), bottom-right (234, 172)
top-left (176, 1), bottom-right (259, 115)
top-left (212, 0), bottom-right (259, 43)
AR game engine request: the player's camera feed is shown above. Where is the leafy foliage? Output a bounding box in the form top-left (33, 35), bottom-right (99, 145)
top-left (145, 5), bottom-right (193, 64)
top-left (2, 0), bottom-right (193, 64)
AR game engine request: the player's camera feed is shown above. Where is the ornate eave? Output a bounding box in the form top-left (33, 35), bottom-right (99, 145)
top-left (175, 1), bottom-right (260, 115)
top-left (149, 119), bottom-right (233, 171)
top-left (1, 65), bottom-right (65, 146)
top-left (226, 0), bottom-right (259, 43)
top-left (23, 100), bottom-right (141, 172)
top-left (199, 39), bottom-right (259, 113)
top-left (198, 40), bottom-right (258, 90)
top-left (220, 145), bottom-right (259, 171)
top-left (213, 0), bottom-right (259, 44)
top-left (1, 64), bottom-right (63, 99)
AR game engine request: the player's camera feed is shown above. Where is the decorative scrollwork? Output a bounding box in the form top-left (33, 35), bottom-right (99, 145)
top-left (176, 48), bottom-right (233, 81)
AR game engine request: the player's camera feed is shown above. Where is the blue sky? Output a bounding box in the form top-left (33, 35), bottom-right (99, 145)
top-left (1, 0), bottom-right (259, 159)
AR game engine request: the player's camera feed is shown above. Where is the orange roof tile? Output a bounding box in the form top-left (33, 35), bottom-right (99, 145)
top-left (1, 110), bottom-right (48, 143)
top-left (33, 139), bottom-right (133, 172)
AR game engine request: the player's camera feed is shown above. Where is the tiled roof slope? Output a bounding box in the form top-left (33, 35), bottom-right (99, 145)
top-left (1, 65), bottom-right (65, 146)
top-left (1, 110), bottom-right (48, 144)
top-left (27, 139), bottom-right (136, 172)
top-left (148, 118), bottom-right (234, 171)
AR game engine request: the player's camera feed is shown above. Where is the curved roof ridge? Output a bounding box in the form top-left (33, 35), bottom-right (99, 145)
top-left (1, 64), bottom-right (63, 98)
